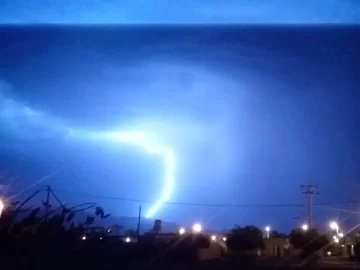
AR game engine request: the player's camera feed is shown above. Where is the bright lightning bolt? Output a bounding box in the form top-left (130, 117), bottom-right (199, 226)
top-left (1, 83), bottom-right (176, 218)
top-left (87, 131), bottom-right (176, 218)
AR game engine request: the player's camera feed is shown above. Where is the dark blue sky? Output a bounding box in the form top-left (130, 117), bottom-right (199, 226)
top-left (0, 25), bottom-right (360, 232)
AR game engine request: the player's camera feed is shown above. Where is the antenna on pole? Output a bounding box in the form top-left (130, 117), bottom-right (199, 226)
top-left (137, 205), bottom-right (142, 238)
top-left (44, 185), bottom-right (65, 221)
top-left (301, 184), bottom-right (319, 228)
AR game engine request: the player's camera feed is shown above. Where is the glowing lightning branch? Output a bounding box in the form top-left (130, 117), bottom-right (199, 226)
top-left (87, 131), bottom-right (176, 218)
top-left (0, 85), bottom-right (176, 218)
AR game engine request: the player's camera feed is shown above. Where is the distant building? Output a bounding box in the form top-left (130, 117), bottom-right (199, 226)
top-left (227, 237), bottom-right (300, 258)
top-left (262, 237), bottom-right (298, 257)
top-left (109, 224), bottom-right (123, 235)
top-left (83, 226), bottom-right (106, 234)
top-left (197, 241), bottom-right (224, 260)
top-left (328, 234), bottom-right (359, 257)
top-left (141, 232), bottom-right (226, 260)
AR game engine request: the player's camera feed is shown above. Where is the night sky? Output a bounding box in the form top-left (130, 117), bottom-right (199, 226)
top-left (0, 1), bottom-right (360, 232)
top-left (0, 0), bottom-right (359, 24)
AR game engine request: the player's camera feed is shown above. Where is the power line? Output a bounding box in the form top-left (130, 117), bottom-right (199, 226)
top-left (49, 188), bottom-right (360, 208)
top-left (4, 186), bottom-right (360, 208)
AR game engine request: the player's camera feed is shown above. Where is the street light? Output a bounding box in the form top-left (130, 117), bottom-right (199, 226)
top-left (211, 235), bottom-right (216, 241)
top-left (82, 235), bottom-right (87, 240)
top-left (125, 237), bottom-right (131, 243)
top-left (222, 237), bottom-right (227, 242)
top-left (179, 227), bottom-right (186, 235)
top-left (0, 199), bottom-right (4, 217)
top-left (329, 221), bottom-right (339, 233)
top-left (302, 224), bottom-right (309, 231)
top-left (338, 232), bottom-right (344, 238)
top-left (192, 223), bottom-right (202, 233)
top-left (265, 226), bottom-right (271, 239)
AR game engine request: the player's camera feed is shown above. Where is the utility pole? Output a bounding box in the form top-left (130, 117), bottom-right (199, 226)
top-left (44, 186), bottom-right (51, 221)
top-left (137, 205), bottom-right (142, 239)
top-left (301, 184), bottom-right (319, 228)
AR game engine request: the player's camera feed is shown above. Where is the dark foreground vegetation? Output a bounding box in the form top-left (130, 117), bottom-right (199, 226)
top-left (0, 190), bottom-right (214, 270)
top-left (1, 188), bottom-right (360, 270)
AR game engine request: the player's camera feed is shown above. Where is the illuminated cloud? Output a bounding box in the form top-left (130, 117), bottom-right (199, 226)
top-left (0, 80), bottom-right (175, 218)
top-left (0, 58), bottom-right (249, 217)
top-left (0, 81), bottom-right (70, 140)
top-left (85, 131), bottom-right (176, 218)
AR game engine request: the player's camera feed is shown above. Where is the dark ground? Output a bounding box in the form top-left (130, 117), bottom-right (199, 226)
top-left (126, 259), bottom-right (359, 270)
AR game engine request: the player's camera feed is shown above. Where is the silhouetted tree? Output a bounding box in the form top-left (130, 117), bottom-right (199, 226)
top-left (151, 219), bottom-right (162, 234)
top-left (227, 225), bottom-right (265, 251)
top-left (270, 230), bottom-right (288, 238)
top-left (289, 228), bottom-right (329, 258)
top-left (193, 233), bottom-right (211, 248)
